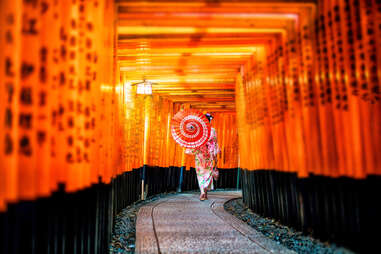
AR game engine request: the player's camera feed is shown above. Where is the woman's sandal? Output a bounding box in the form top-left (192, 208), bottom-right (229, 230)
top-left (204, 188), bottom-right (208, 200)
top-left (200, 193), bottom-right (206, 201)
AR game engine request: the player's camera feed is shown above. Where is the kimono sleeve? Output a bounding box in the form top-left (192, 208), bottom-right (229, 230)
top-left (210, 128), bottom-right (221, 157)
top-left (185, 148), bottom-right (195, 155)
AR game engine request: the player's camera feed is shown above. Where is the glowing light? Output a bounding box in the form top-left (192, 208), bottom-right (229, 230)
top-left (192, 52), bottom-right (252, 56)
top-left (118, 26), bottom-right (286, 35)
top-left (100, 84), bottom-right (114, 92)
top-left (115, 84), bottom-right (123, 94)
top-left (129, 77), bottom-right (234, 84)
top-left (136, 81), bottom-right (153, 95)
top-left (171, 13), bottom-right (298, 19)
top-left (124, 82), bottom-right (134, 104)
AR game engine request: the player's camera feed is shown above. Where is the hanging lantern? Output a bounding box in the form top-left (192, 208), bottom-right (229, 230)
top-left (136, 80), bottom-right (153, 95)
top-left (132, 78), bottom-right (158, 95)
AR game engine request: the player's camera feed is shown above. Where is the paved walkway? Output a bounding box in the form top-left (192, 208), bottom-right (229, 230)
top-left (136, 191), bottom-right (296, 254)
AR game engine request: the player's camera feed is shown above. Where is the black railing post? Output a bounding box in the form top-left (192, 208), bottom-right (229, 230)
top-left (236, 168), bottom-right (241, 190)
top-left (178, 166), bottom-right (185, 192)
top-left (141, 165), bottom-right (147, 200)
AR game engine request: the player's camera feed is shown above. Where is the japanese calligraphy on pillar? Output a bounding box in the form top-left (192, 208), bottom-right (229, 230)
top-left (1, 0), bottom-right (22, 208)
top-left (19, 0), bottom-right (40, 200)
top-left (37, 0), bottom-right (53, 197)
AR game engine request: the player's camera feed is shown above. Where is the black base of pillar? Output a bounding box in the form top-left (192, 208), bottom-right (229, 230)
top-left (214, 168), bottom-right (240, 189)
top-left (0, 182), bottom-right (113, 254)
top-left (240, 169), bottom-right (381, 253)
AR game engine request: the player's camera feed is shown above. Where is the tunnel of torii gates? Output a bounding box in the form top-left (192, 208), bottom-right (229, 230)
top-left (0, 0), bottom-right (380, 253)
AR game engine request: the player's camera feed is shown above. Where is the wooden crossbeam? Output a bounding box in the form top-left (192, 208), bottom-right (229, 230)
top-left (116, 0), bottom-right (315, 108)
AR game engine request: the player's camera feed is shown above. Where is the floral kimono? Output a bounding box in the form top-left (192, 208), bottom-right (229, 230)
top-left (186, 127), bottom-right (220, 192)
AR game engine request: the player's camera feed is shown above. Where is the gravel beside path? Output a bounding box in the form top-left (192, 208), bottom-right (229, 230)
top-left (224, 198), bottom-right (356, 254)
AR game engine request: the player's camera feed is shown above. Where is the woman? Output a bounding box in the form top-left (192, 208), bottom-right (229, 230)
top-left (186, 113), bottom-right (220, 201)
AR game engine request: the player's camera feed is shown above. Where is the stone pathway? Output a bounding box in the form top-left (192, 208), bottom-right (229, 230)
top-left (136, 191), bottom-right (296, 254)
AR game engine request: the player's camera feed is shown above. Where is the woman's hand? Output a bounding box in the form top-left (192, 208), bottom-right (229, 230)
top-left (213, 158), bottom-right (218, 169)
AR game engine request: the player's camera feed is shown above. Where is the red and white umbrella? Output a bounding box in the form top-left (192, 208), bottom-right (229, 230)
top-left (171, 109), bottom-right (211, 148)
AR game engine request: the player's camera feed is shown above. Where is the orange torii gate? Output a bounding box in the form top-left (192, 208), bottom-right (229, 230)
top-left (0, 0), bottom-right (380, 253)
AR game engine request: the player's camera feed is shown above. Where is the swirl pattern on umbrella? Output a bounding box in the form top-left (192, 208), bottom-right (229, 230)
top-left (171, 109), bottom-right (211, 148)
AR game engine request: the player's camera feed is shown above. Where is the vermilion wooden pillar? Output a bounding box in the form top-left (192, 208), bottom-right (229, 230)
top-left (19, 0), bottom-right (39, 201)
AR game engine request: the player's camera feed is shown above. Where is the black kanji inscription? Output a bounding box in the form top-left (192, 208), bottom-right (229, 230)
top-left (52, 110), bottom-right (57, 125)
top-left (5, 30), bottom-right (13, 44)
top-left (40, 66), bottom-right (47, 83)
top-left (87, 22), bottom-right (93, 31)
top-left (60, 27), bottom-right (67, 41)
top-left (59, 72), bottom-right (65, 86)
top-left (58, 104), bottom-right (64, 115)
top-left (22, 18), bottom-right (38, 35)
top-left (66, 152), bottom-right (74, 163)
top-left (86, 80), bottom-right (91, 90)
top-left (67, 136), bottom-right (73, 146)
top-left (40, 47), bottom-right (48, 62)
top-left (39, 91), bottom-right (47, 106)
top-left (5, 108), bottom-right (13, 128)
top-left (20, 87), bottom-right (33, 105)
top-left (6, 83), bottom-right (14, 103)
top-left (41, 1), bottom-right (49, 14)
top-left (84, 138), bottom-right (90, 148)
top-left (5, 58), bottom-right (15, 77)
top-left (70, 51), bottom-right (76, 60)
top-left (4, 134), bottom-right (13, 155)
top-left (19, 113), bottom-right (33, 129)
top-left (21, 62), bottom-right (35, 79)
top-left (19, 136), bottom-right (32, 156)
top-left (84, 153), bottom-right (89, 162)
top-left (60, 45), bottom-right (67, 59)
top-left (6, 13), bottom-right (14, 25)
top-left (24, 0), bottom-right (38, 7)
top-left (37, 131), bottom-right (46, 145)
top-left (67, 117), bottom-right (74, 128)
